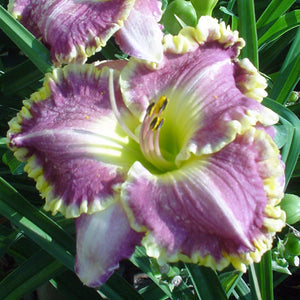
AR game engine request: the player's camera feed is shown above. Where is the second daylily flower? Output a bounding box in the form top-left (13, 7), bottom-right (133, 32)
top-left (8, 17), bottom-right (286, 287)
top-left (8, 0), bottom-right (163, 65)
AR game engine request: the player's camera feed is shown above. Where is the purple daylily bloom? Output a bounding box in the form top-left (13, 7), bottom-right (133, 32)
top-left (8, 0), bottom-right (163, 65)
top-left (8, 17), bottom-right (285, 287)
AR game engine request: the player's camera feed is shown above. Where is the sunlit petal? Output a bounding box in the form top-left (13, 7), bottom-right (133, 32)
top-left (8, 64), bottom-right (141, 217)
top-left (121, 128), bottom-right (285, 271)
top-left (115, 0), bottom-right (163, 63)
top-left (8, 0), bottom-right (134, 65)
top-left (75, 201), bottom-right (143, 287)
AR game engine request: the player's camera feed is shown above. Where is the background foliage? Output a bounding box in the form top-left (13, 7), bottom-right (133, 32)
top-left (0, 0), bottom-right (299, 299)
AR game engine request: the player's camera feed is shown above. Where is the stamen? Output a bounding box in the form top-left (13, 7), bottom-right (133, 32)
top-left (155, 95), bottom-right (169, 114)
top-left (156, 118), bottom-right (164, 130)
top-left (108, 69), bottom-right (139, 143)
top-left (150, 117), bottom-right (160, 130)
top-left (146, 102), bottom-right (156, 116)
top-left (139, 94), bottom-right (174, 171)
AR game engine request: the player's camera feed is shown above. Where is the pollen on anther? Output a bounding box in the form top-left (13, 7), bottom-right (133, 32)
top-left (150, 117), bottom-right (164, 131)
top-left (146, 102), bottom-right (156, 116)
top-left (85, 116), bottom-right (89, 119)
top-left (155, 95), bottom-right (168, 114)
top-left (150, 117), bottom-right (159, 130)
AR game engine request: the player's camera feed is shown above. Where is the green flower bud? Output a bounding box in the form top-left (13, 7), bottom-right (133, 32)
top-left (191, 0), bottom-right (218, 18)
top-left (285, 234), bottom-right (300, 256)
top-left (280, 194), bottom-right (300, 224)
top-left (161, 0), bottom-right (197, 35)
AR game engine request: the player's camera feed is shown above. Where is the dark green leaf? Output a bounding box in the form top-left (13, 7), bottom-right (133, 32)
top-left (185, 264), bottom-right (227, 300)
top-left (0, 249), bottom-right (66, 300)
top-left (0, 6), bottom-right (53, 74)
top-left (268, 26), bottom-right (300, 104)
top-left (237, 0), bottom-right (258, 67)
top-left (257, 0), bottom-right (295, 31)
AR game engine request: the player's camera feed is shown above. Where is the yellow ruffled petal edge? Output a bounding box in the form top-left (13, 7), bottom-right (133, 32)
top-left (130, 128), bottom-right (286, 272)
top-left (7, 64), bottom-right (119, 218)
top-left (8, 0), bottom-right (135, 66)
top-left (236, 58), bottom-right (268, 102)
top-left (163, 16), bottom-right (268, 103)
top-left (163, 15), bottom-right (245, 56)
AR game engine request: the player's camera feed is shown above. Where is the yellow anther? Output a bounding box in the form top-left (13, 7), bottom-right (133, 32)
top-left (146, 102), bottom-right (156, 116)
top-left (154, 95), bottom-right (168, 114)
top-left (150, 116), bottom-right (163, 131)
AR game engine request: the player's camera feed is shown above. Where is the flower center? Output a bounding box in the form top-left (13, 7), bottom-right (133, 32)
top-left (139, 95), bottom-right (175, 171)
top-left (108, 70), bottom-right (176, 172)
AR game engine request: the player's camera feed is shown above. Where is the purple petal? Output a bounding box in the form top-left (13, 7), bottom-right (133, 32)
top-left (115, 0), bottom-right (163, 62)
top-left (8, 0), bottom-right (134, 65)
top-left (120, 17), bottom-right (275, 160)
top-left (75, 202), bottom-right (143, 287)
top-left (8, 64), bottom-right (140, 217)
top-left (121, 128), bottom-right (285, 271)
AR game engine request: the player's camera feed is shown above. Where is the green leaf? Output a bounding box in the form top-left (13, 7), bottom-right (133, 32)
top-left (263, 98), bottom-right (300, 185)
top-left (256, 0), bottom-right (295, 31)
top-left (0, 249), bottom-right (66, 300)
top-left (0, 6), bottom-right (53, 74)
top-left (268, 26), bottom-right (300, 104)
top-left (130, 246), bottom-right (195, 299)
top-left (0, 177), bottom-right (148, 299)
top-left (237, 0), bottom-right (258, 67)
top-left (139, 283), bottom-right (169, 300)
top-left (258, 10), bottom-right (300, 48)
top-left (253, 251), bottom-right (274, 300)
top-left (0, 195), bottom-right (75, 271)
top-left (100, 272), bottom-right (144, 300)
top-left (130, 247), bottom-right (172, 298)
top-left (2, 150), bottom-right (25, 175)
top-left (259, 29), bottom-right (296, 73)
top-left (248, 263), bottom-right (262, 300)
top-left (0, 60), bottom-right (43, 98)
top-left (185, 264), bottom-right (227, 300)
top-left (219, 271), bottom-right (243, 297)
top-left (51, 270), bottom-right (104, 300)
top-left (235, 277), bottom-right (251, 300)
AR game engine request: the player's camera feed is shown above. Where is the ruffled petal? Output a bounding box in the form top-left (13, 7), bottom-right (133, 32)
top-left (8, 64), bottom-right (142, 217)
top-left (75, 201), bottom-right (143, 287)
top-left (115, 0), bottom-right (163, 62)
top-left (120, 16), bottom-right (275, 165)
top-left (121, 127), bottom-right (285, 271)
top-left (8, 0), bottom-right (134, 65)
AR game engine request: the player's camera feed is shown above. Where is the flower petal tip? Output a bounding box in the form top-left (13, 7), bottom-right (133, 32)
top-left (75, 202), bottom-right (143, 288)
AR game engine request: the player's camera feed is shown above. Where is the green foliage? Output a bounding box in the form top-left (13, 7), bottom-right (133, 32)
top-left (0, 0), bottom-right (299, 299)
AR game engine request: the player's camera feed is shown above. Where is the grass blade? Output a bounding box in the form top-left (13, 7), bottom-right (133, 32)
top-left (0, 60), bottom-right (43, 98)
top-left (185, 264), bottom-right (227, 300)
top-left (51, 270), bottom-right (104, 300)
top-left (0, 6), bottom-right (53, 74)
top-left (258, 10), bottom-right (300, 48)
top-left (253, 251), bottom-right (273, 300)
top-left (248, 263), bottom-right (262, 300)
top-left (268, 27), bottom-right (300, 104)
top-left (0, 250), bottom-right (65, 300)
top-left (237, 0), bottom-right (258, 67)
top-left (256, 0), bottom-right (295, 30)
top-left (263, 98), bottom-right (300, 185)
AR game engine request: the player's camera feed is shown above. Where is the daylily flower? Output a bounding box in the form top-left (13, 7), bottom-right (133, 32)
top-left (8, 0), bottom-right (163, 65)
top-left (8, 16), bottom-right (286, 287)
